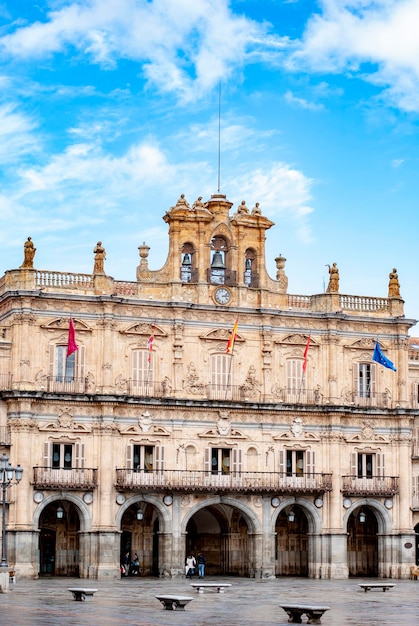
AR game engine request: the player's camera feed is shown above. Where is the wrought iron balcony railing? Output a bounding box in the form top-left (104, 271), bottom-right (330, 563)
top-left (342, 475), bottom-right (399, 497)
top-left (46, 376), bottom-right (88, 394)
top-left (33, 466), bottom-right (98, 490)
top-left (115, 469), bottom-right (333, 494)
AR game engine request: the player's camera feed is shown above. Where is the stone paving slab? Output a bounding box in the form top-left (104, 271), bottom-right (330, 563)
top-left (1, 576), bottom-right (418, 625)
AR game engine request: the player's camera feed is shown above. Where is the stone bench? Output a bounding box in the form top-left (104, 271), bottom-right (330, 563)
top-left (68, 588), bottom-right (98, 601)
top-left (190, 582), bottom-right (232, 594)
top-left (280, 604), bottom-right (330, 624)
top-left (358, 583), bottom-right (395, 593)
top-left (155, 595), bottom-right (193, 610)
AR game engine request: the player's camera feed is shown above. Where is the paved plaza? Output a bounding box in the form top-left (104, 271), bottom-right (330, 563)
top-left (1, 575), bottom-right (418, 625)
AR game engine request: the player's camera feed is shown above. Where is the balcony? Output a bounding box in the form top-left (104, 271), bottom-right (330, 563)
top-left (115, 469), bottom-right (333, 494)
top-left (46, 376), bottom-right (87, 394)
top-left (342, 475), bottom-right (399, 497)
top-left (33, 466), bottom-right (98, 490)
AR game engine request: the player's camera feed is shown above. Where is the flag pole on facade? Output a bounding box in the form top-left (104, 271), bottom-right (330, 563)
top-left (66, 317), bottom-right (78, 358)
top-left (225, 317), bottom-right (239, 399)
top-left (297, 336), bottom-right (311, 402)
top-left (372, 340), bottom-right (397, 371)
top-left (147, 324), bottom-right (156, 384)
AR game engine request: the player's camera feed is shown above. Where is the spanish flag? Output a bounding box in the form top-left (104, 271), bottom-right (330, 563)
top-left (302, 336), bottom-right (311, 373)
top-left (226, 317), bottom-right (239, 354)
top-left (67, 318), bottom-right (78, 358)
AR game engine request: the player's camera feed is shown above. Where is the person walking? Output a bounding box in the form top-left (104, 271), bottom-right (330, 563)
top-left (185, 554), bottom-right (196, 578)
top-left (197, 553), bottom-right (206, 579)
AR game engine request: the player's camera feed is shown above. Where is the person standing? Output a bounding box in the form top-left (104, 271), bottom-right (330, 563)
top-left (197, 553), bottom-right (206, 579)
top-left (185, 554), bottom-right (196, 578)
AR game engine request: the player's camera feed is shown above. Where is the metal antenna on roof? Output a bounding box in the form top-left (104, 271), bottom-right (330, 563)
top-left (217, 82), bottom-right (221, 193)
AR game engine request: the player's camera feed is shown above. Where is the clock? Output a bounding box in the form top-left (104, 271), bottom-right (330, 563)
top-left (214, 287), bottom-right (231, 305)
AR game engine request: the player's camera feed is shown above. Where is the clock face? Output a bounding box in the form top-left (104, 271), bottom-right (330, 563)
top-left (214, 287), bottom-right (231, 305)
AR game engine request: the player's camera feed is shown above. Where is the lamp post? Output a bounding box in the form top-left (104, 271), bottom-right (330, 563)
top-left (1, 453), bottom-right (23, 568)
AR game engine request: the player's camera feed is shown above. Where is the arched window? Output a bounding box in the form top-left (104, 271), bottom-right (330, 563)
top-left (180, 242), bottom-right (197, 283)
top-left (208, 236), bottom-right (236, 285)
top-left (244, 249), bottom-right (257, 287)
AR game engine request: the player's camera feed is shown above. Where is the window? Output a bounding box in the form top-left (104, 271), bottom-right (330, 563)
top-left (211, 448), bottom-right (231, 475)
top-left (279, 449), bottom-right (315, 477)
top-left (205, 447), bottom-right (242, 477)
top-left (50, 344), bottom-right (85, 391)
top-left (355, 363), bottom-right (376, 399)
top-left (132, 349), bottom-right (154, 394)
top-left (43, 442), bottom-right (85, 469)
top-left (52, 443), bottom-right (73, 469)
top-left (286, 450), bottom-right (305, 477)
top-left (180, 242), bottom-right (196, 283)
top-left (285, 359), bottom-right (305, 401)
top-left (210, 354), bottom-right (232, 399)
top-left (126, 444), bottom-right (164, 473)
top-left (133, 445), bottom-right (154, 472)
top-left (351, 452), bottom-right (384, 478)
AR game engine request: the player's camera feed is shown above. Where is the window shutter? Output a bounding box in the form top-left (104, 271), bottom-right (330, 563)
top-left (278, 449), bottom-right (285, 474)
top-left (305, 450), bottom-right (315, 475)
top-left (353, 365), bottom-right (359, 396)
top-left (155, 445), bottom-right (165, 472)
top-left (413, 427), bottom-right (419, 456)
top-left (75, 443), bottom-right (85, 468)
top-left (43, 442), bottom-right (51, 467)
top-left (204, 448), bottom-right (211, 474)
top-left (49, 346), bottom-right (55, 377)
top-left (413, 475), bottom-right (419, 498)
top-left (126, 444), bottom-right (133, 469)
top-left (376, 453), bottom-right (385, 477)
top-left (232, 448), bottom-right (242, 475)
top-left (76, 345), bottom-right (85, 381)
top-left (350, 452), bottom-right (358, 476)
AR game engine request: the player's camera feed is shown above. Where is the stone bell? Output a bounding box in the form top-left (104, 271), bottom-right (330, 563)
top-left (211, 251), bottom-right (226, 269)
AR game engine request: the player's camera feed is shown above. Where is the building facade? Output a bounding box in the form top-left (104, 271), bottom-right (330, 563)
top-left (1, 192), bottom-right (419, 580)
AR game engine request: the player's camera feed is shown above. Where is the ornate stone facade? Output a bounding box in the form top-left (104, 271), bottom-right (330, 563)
top-left (1, 193), bottom-right (419, 581)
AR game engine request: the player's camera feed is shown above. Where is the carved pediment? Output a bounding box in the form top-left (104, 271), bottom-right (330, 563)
top-left (198, 429), bottom-right (247, 440)
top-left (38, 421), bottom-right (91, 432)
top-left (273, 431), bottom-right (320, 442)
top-left (42, 318), bottom-right (92, 332)
top-left (121, 323), bottom-right (165, 337)
top-left (201, 328), bottom-right (244, 343)
top-left (348, 338), bottom-right (377, 350)
top-left (119, 425), bottom-right (170, 436)
top-left (278, 334), bottom-right (312, 346)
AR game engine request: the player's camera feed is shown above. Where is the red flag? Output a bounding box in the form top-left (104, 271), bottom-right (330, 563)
top-left (147, 325), bottom-right (156, 362)
top-left (67, 318), bottom-right (78, 358)
top-left (302, 336), bottom-right (311, 373)
top-left (226, 318), bottom-right (239, 355)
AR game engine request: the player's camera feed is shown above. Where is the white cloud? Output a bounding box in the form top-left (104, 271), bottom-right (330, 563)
top-left (288, 0), bottom-right (419, 112)
top-left (227, 162), bottom-right (315, 243)
top-left (0, 0), bottom-right (278, 102)
top-left (0, 103), bottom-right (40, 163)
top-left (284, 90), bottom-right (324, 110)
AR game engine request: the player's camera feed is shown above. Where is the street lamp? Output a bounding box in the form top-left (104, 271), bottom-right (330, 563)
top-left (1, 453), bottom-right (23, 568)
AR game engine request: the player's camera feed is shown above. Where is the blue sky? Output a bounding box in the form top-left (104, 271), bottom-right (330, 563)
top-left (0, 1), bottom-right (418, 326)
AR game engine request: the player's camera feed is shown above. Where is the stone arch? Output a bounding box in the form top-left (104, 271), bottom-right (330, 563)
top-left (343, 499), bottom-right (392, 535)
top-left (33, 493), bottom-right (91, 532)
top-left (273, 497), bottom-right (322, 535)
top-left (181, 495), bottom-right (261, 534)
top-left (116, 494), bottom-right (171, 532)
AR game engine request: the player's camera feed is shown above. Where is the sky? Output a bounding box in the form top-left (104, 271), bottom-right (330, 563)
top-left (0, 0), bottom-right (418, 328)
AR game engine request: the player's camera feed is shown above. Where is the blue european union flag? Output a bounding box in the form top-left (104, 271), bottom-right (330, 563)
top-left (372, 341), bottom-right (396, 371)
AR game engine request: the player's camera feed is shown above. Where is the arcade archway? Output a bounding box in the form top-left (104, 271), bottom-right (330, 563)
top-left (38, 500), bottom-right (80, 576)
top-left (120, 502), bottom-right (160, 576)
top-left (275, 504), bottom-right (309, 576)
top-left (185, 503), bottom-right (250, 576)
top-left (347, 506), bottom-right (378, 576)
